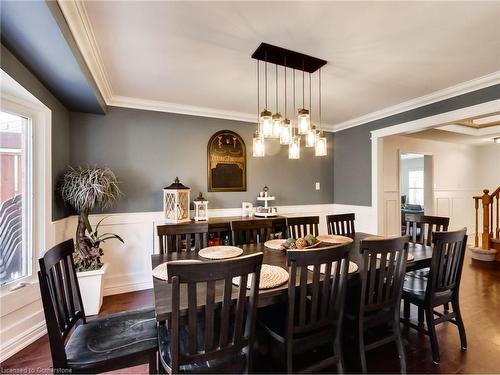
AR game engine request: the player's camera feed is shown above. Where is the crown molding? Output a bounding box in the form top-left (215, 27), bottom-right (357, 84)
top-left (57, 0), bottom-right (113, 103)
top-left (332, 70), bottom-right (500, 132)
top-left (109, 95), bottom-right (257, 123)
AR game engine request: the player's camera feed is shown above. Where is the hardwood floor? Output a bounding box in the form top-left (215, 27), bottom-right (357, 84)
top-left (2, 253), bottom-right (499, 373)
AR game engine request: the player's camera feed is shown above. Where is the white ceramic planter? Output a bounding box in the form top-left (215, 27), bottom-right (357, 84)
top-left (76, 263), bottom-right (108, 316)
top-left (469, 246), bottom-right (498, 262)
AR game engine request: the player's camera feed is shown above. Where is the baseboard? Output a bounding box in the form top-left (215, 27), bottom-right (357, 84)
top-left (0, 319), bottom-right (47, 363)
top-left (103, 279), bottom-right (153, 296)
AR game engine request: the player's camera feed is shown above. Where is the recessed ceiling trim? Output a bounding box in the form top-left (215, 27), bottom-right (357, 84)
top-left (333, 70), bottom-right (500, 132)
top-left (57, 0), bottom-right (113, 103)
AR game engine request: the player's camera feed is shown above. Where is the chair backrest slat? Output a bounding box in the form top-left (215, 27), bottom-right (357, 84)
top-left (287, 216), bottom-right (319, 239)
top-left (167, 253), bottom-right (263, 372)
top-left (359, 236), bottom-right (409, 314)
top-left (326, 213), bottom-right (355, 236)
top-left (427, 229), bottom-right (467, 298)
top-left (157, 222), bottom-right (208, 254)
top-left (405, 214), bottom-right (449, 246)
top-left (286, 244), bottom-right (351, 340)
top-left (38, 239), bottom-right (86, 368)
top-left (231, 219), bottom-right (272, 245)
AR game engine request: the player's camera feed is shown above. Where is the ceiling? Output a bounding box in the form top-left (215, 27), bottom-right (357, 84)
top-left (65, 1), bottom-right (500, 128)
top-left (0, 1), bottom-right (105, 113)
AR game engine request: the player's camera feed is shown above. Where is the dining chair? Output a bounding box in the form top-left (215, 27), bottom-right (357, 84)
top-left (326, 213), bottom-right (356, 236)
top-left (231, 219), bottom-right (272, 245)
top-left (38, 239), bottom-right (158, 373)
top-left (258, 243), bottom-right (351, 373)
top-left (158, 252), bottom-right (263, 373)
top-left (286, 216), bottom-right (320, 238)
top-left (157, 222), bottom-right (208, 254)
top-left (404, 214), bottom-right (449, 246)
top-left (402, 229), bottom-right (468, 364)
top-left (355, 236), bottom-right (409, 373)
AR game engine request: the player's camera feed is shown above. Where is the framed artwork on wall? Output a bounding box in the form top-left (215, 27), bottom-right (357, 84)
top-left (207, 130), bottom-right (247, 192)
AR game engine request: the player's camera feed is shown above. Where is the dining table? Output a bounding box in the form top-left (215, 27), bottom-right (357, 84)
top-left (151, 232), bottom-right (433, 323)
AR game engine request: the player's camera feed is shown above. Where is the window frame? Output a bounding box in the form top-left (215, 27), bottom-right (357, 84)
top-left (408, 168), bottom-right (424, 206)
top-left (0, 92), bottom-right (51, 306)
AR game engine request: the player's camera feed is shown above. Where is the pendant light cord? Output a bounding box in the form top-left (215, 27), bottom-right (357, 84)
top-left (293, 68), bottom-right (296, 136)
top-left (257, 60), bottom-right (259, 127)
top-left (309, 72), bottom-right (312, 121)
top-left (319, 68), bottom-right (322, 130)
top-left (275, 64), bottom-right (279, 112)
top-left (284, 56), bottom-right (287, 118)
top-left (302, 60), bottom-right (305, 108)
top-left (265, 51), bottom-right (268, 109)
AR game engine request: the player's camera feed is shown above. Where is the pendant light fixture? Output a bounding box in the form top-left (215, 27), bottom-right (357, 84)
top-left (251, 43), bottom-right (327, 160)
top-left (253, 60), bottom-right (265, 157)
top-left (260, 52), bottom-right (273, 138)
top-left (289, 68), bottom-right (300, 159)
top-left (305, 73), bottom-right (317, 147)
top-left (280, 60), bottom-right (292, 145)
top-left (272, 64), bottom-right (282, 138)
top-left (297, 60), bottom-right (310, 135)
top-left (315, 68), bottom-right (327, 157)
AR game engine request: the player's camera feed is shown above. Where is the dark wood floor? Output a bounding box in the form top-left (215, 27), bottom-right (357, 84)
top-left (2, 253), bottom-right (500, 373)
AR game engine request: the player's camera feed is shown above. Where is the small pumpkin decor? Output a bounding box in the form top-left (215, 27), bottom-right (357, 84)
top-left (60, 166), bottom-right (123, 314)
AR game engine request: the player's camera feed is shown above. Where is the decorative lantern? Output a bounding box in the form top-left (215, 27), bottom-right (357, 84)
top-left (193, 192), bottom-right (209, 222)
top-left (163, 177), bottom-right (191, 223)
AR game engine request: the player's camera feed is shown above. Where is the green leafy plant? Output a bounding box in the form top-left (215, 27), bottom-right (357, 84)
top-left (60, 166), bottom-right (123, 271)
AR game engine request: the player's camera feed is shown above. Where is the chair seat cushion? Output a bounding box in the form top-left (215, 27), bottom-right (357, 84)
top-left (403, 274), bottom-right (427, 300)
top-left (158, 320), bottom-right (246, 373)
top-left (65, 307), bottom-right (158, 371)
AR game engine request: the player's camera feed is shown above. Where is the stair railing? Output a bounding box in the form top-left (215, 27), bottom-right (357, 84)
top-left (474, 187), bottom-right (500, 249)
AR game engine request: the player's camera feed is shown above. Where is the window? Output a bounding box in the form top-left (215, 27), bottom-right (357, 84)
top-left (408, 169), bottom-right (424, 206)
top-left (0, 110), bottom-right (32, 286)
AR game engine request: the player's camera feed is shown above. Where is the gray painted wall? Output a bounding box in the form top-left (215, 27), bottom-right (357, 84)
top-left (333, 84), bottom-right (500, 206)
top-left (1, 44), bottom-right (71, 220)
top-left (70, 107), bottom-right (334, 213)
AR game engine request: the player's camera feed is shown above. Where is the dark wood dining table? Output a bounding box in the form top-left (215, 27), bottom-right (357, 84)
top-left (151, 232), bottom-right (433, 322)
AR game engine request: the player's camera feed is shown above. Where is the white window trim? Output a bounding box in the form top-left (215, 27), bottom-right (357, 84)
top-left (0, 91), bottom-right (52, 315)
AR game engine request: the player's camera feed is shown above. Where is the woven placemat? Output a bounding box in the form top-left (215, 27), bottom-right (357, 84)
top-left (317, 235), bottom-right (354, 245)
top-left (376, 253), bottom-right (415, 262)
top-left (198, 246), bottom-right (243, 260)
top-left (233, 264), bottom-right (289, 290)
top-left (264, 239), bottom-right (286, 250)
top-left (152, 260), bottom-right (203, 281)
top-left (307, 261), bottom-right (358, 274)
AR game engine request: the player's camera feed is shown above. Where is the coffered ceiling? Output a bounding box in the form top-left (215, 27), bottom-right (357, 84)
top-left (60, 1), bottom-right (500, 130)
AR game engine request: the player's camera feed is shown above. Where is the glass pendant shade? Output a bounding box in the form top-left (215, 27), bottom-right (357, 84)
top-left (305, 125), bottom-right (317, 147)
top-left (280, 119), bottom-right (292, 145)
top-left (252, 131), bottom-right (265, 157)
top-left (288, 136), bottom-right (301, 159)
top-left (272, 113), bottom-right (282, 138)
top-left (297, 108), bottom-right (310, 134)
top-left (260, 110), bottom-right (273, 138)
top-left (315, 131), bottom-right (327, 156)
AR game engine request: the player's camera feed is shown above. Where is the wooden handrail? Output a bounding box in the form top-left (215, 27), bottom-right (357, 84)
top-left (474, 187), bottom-right (500, 250)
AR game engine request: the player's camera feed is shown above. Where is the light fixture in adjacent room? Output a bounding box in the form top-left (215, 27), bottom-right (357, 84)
top-left (315, 68), bottom-right (327, 156)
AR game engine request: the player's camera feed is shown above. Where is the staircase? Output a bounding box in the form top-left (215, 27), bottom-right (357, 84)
top-left (472, 187), bottom-right (500, 261)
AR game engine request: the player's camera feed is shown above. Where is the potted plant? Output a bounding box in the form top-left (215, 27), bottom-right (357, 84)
top-left (60, 166), bottom-right (123, 315)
